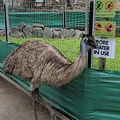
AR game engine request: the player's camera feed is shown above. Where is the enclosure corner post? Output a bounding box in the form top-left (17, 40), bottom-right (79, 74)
top-left (62, 0), bottom-right (66, 28)
top-left (88, 0), bottom-right (96, 68)
top-left (3, 0), bottom-right (9, 43)
top-left (85, 0), bottom-right (89, 34)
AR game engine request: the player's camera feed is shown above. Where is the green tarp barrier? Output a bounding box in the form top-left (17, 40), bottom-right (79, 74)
top-left (0, 13), bottom-right (5, 29)
top-left (0, 12), bottom-right (85, 29)
top-left (1, 11), bottom-right (120, 29)
top-left (0, 40), bottom-right (120, 120)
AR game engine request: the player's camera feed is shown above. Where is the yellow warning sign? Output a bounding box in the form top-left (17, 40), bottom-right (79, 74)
top-left (96, 0), bottom-right (116, 18)
top-left (95, 21), bottom-right (116, 38)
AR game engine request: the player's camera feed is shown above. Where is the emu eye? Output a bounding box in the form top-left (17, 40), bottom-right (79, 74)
top-left (88, 40), bottom-right (96, 47)
top-left (87, 40), bottom-right (92, 44)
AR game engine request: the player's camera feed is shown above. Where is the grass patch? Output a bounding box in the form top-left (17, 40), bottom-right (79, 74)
top-left (0, 36), bottom-right (80, 62)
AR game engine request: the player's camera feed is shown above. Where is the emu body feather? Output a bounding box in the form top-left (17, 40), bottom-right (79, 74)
top-left (3, 40), bottom-right (86, 87)
top-left (3, 35), bottom-right (97, 120)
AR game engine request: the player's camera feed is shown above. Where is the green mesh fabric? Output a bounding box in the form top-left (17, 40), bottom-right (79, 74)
top-left (1, 11), bottom-right (120, 29)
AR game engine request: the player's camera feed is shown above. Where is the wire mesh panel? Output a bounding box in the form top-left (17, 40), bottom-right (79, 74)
top-left (65, 0), bottom-right (86, 30)
top-left (7, 0), bottom-right (63, 28)
top-left (6, 0), bottom-right (87, 29)
top-left (0, 0), bottom-right (3, 12)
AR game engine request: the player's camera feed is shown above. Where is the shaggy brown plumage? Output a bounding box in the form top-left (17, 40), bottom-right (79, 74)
top-left (3, 34), bottom-right (97, 88)
top-left (3, 34), bottom-right (97, 120)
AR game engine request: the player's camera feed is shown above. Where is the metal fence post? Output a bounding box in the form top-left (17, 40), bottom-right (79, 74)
top-left (85, 0), bottom-right (89, 34)
top-left (62, 0), bottom-right (66, 28)
top-left (88, 0), bottom-right (96, 68)
top-left (3, 0), bottom-right (9, 42)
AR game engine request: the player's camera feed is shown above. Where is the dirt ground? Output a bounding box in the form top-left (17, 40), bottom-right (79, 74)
top-left (0, 76), bottom-right (51, 120)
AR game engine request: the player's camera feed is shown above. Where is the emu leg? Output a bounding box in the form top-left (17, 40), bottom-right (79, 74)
top-left (50, 113), bottom-right (57, 120)
top-left (36, 88), bottom-right (57, 120)
top-left (32, 90), bottom-right (38, 120)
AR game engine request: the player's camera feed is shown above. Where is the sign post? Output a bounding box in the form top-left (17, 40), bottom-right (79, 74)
top-left (88, 0), bottom-right (96, 68)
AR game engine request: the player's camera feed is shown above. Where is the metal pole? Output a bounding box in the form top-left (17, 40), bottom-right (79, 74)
top-left (88, 0), bottom-right (95, 68)
top-left (62, 0), bottom-right (66, 28)
top-left (92, 0), bottom-right (96, 36)
top-left (85, 0), bottom-right (89, 34)
top-left (91, 0), bottom-right (96, 67)
top-left (3, 0), bottom-right (9, 43)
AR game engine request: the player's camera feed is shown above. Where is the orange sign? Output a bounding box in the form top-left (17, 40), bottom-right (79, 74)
top-left (104, 23), bottom-right (114, 32)
top-left (95, 21), bottom-right (116, 38)
top-left (95, 22), bottom-right (102, 32)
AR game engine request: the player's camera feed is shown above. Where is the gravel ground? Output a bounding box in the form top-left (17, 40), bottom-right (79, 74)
top-left (0, 76), bottom-right (51, 120)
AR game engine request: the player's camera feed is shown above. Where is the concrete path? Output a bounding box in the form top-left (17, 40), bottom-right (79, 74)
top-left (0, 77), bottom-right (50, 120)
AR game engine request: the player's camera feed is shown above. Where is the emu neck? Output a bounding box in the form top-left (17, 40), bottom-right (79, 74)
top-left (64, 40), bottom-right (87, 80)
top-left (64, 53), bottom-right (86, 82)
top-left (80, 41), bottom-right (87, 56)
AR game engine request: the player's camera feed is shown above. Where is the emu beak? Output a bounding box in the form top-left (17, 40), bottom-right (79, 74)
top-left (91, 41), bottom-right (98, 49)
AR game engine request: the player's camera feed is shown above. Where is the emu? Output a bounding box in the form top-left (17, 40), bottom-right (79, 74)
top-left (3, 34), bottom-right (97, 120)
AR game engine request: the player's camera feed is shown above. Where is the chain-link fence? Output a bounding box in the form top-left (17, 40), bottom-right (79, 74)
top-left (0, 0), bottom-right (86, 29)
top-left (0, 0), bottom-right (87, 45)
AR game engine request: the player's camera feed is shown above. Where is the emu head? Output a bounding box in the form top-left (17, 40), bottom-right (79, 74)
top-left (80, 34), bottom-right (97, 54)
